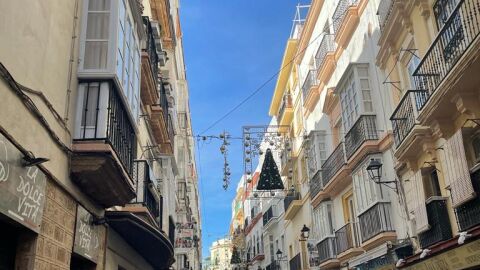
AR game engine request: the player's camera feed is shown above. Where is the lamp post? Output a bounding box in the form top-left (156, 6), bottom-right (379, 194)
top-left (366, 159), bottom-right (397, 189)
top-left (299, 225), bottom-right (310, 270)
top-left (275, 249), bottom-right (288, 270)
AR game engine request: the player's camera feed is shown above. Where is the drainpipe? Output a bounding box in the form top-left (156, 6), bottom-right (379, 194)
top-left (64, 0), bottom-right (80, 123)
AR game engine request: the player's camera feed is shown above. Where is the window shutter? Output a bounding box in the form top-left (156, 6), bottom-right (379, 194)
top-left (402, 174), bottom-right (416, 219)
top-left (444, 129), bottom-right (476, 207)
top-left (413, 170), bottom-right (429, 234)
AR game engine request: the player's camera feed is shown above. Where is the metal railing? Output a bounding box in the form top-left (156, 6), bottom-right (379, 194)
top-left (263, 206), bottom-right (276, 226)
top-left (358, 202), bottom-right (394, 242)
top-left (321, 143), bottom-right (347, 187)
top-left (75, 81), bottom-right (137, 176)
top-left (390, 91), bottom-right (429, 146)
top-left (456, 170), bottom-right (480, 231)
top-left (333, 0), bottom-right (360, 35)
top-left (433, 0), bottom-right (462, 29)
top-left (132, 161), bottom-right (160, 225)
top-left (419, 198), bottom-right (453, 248)
top-left (302, 69), bottom-right (319, 103)
top-left (335, 222), bottom-right (359, 254)
top-left (284, 192), bottom-right (300, 212)
top-left (413, 0), bottom-right (480, 111)
top-left (289, 253), bottom-right (302, 270)
top-left (310, 170), bottom-right (323, 199)
top-left (317, 237), bottom-right (337, 263)
top-left (315, 34), bottom-right (335, 72)
top-left (278, 94), bottom-right (293, 122)
top-left (344, 115), bottom-right (378, 159)
top-left (377, 0), bottom-right (395, 32)
top-left (159, 81), bottom-right (169, 123)
top-left (142, 17), bottom-right (159, 89)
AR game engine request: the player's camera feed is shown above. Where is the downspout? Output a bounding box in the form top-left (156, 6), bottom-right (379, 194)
top-left (64, 0), bottom-right (80, 123)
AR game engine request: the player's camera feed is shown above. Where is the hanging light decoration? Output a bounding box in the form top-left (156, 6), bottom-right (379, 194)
top-left (256, 148), bottom-right (284, 190)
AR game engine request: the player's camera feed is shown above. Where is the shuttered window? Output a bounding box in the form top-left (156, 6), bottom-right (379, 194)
top-left (443, 129), bottom-right (476, 207)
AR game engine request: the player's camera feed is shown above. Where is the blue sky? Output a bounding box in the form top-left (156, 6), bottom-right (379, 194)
top-left (181, 1), bottom-right (307, 258)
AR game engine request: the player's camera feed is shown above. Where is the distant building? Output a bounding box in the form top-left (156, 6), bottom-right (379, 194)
top-left (209, 238), bottom-right (233, 270)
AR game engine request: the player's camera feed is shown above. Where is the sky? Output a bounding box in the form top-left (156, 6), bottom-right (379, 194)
top-left (181, 1), bottom-right (308, 259)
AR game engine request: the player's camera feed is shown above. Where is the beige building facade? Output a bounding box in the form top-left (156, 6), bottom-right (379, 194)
top-left (0, 0), bottom-right (200, 269)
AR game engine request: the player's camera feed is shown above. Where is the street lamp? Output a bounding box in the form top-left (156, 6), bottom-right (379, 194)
top-left (366, 159), bottom-right (397, 187)
top-left (300, 225), bottom-right (310, 241)
top-left (366, 158), bottom-right (382, 183)
top-left (276, 249), bottom-right (283, 261)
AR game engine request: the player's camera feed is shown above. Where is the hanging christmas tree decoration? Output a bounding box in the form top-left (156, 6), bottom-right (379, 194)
top-left (230, 246), bottom-right (242, 264)
top-left (257, 148), bottom-right (284, 190)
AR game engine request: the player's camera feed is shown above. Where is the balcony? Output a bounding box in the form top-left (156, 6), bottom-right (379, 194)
top-left (280, 144), bottom-right (292, 175)
top-left (317, 237), bottom-right (339, 269)
top-left (344, 115), bottom-right (378, 160)
top-left (309, 171), bottom-right (323, 201)
top-left (72, 81), bottom-right (136, 207)
top-left (358, 202), bottom-right (396, 250)
top-left (322, 143), bottom-right (347, 187)
top-left (262, 205), bottom-right (276, 227)
top-left (332, 0), bottom-right (362, 46)
top-left (302, 69), bottom-right (320, 111)
top-left (148, 82), bottom-right (174, 155)
top-left (311, 143), bottom-right (351, 206)
top-left (315, 34), bottom-right (336, 83)
top-left (418, 198), bottom-right (452, 249)
top-left (141, 17), bottom-right (159, 106)
top-left (284, 192), bottom-right (302, 220)
top-left (390, 90), bottom-right (430, 147)
top-left (377, 0), bottom-right (395, 33)
top-left (125, 161), bottom-right (161, 227)
top-left (289, 253), bottom-right (302, 270)
top-left (413, 0), bottom-right (480, 116)
top-left (278, 94), bottom-right (293, 126)
top-left (456, 169), bottom-right (480, 231)
top-left (335, 222), bottom-right (362, 261)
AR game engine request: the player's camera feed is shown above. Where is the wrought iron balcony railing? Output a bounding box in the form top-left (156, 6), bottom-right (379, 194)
top-left (289, 253), bottom-right (302, 270)
top-left (413, 0), bottom-right (480, 111)
top-left (390, 91), bottom-right (429, 146)
top-left (278, 93), bottom-right (293, 121)
top-left (284, 192), bottom-right (300, 212)
top-left (310, 170), bottom-right (323, 199)
top-left (377, 0), bottom-right (395, 32)
top-left (456, 170), bottom-right (480, 231)
top-left (143, 17), bottom-right (159, 89)
top-left (263, 205), bottom-right (276, 226)
top-left (317, 237), bottom-right (337, 263)
top-left (344, 115), bottom-right (378, 159)
top-left (358, 202), bottom-right (394, 242)
top-left (333, 0), bottom-right (360, 35)
top-left (302, 69), bottom-right (319, 103)
top-left (315, 34), bottom-right (335, 71)
top-left (75, 81), bottom-right (137, 175)
top-left (159, 81), bottom-right (169, 122)
top-left (321, 143), bottom-right (347, 187)
top-left (418, 198), bottom-right (452, 248)
top-left (335, 222), bottom-right (359, 254)
top-left (132, 161), bottom-right (160, 225)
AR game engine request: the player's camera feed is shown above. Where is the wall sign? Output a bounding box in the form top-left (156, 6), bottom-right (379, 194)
top-left (0, 133), bottom-right (47, 232)
top-left (73, 205), bottom-right (101, 263)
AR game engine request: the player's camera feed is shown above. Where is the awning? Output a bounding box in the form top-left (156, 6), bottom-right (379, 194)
top-left (106, 211), bottom-right (174, 270)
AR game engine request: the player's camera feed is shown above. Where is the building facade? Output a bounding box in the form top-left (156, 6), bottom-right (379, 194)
top-left (229, 0), bottom-right (480, 270)
top-left (209, 238), bottom-right (233, 270)
top-left (0, 0), bottom-right (201, 269)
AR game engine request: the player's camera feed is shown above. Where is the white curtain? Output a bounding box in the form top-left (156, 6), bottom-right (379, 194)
top-left (413, 170), bottom-right (429, 234)
top-left (444, 129), bottom-right (476, 207)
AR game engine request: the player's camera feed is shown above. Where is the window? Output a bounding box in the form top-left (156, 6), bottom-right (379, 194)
top-left (407, 56), bottom-right (421, 89)
top-left (312, 201), bottom-right (334, 240)
top-left (423, 169), bottom-right (442, 198)
top-left (353, 157), bottom-right (389, 214)
top-left (339, 65), bottom-right (374, 132)
top-left (81, 0), bottom-right (140, 123)
top-left (84, 0), bottom-right (111, 69)
top-left (307, 131), bottom-right (327, 177)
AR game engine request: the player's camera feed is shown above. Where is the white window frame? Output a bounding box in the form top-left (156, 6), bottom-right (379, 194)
top-left (353, 155), bottom-right (390, 215)
top-left (338, 64), bottom-right (374, 132)
top-left (312, 201), bottom-right (335, 241)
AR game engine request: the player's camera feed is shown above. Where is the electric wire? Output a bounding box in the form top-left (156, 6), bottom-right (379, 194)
top-left (198, 6), bottom-right (356, 135)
